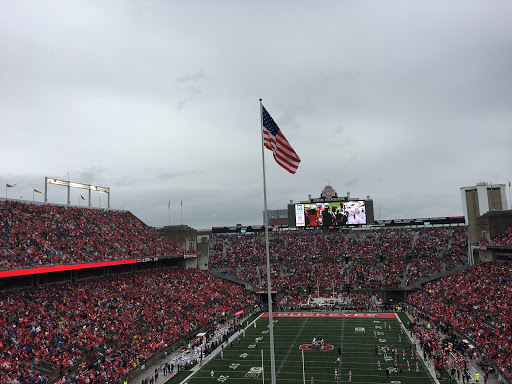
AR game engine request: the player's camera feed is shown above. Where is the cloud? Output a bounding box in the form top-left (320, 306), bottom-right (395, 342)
top-left (158, 170), bottom-right (202, 179)
top-left (177, 69), bottom-right (204, 84)
top-left (176, 85), bottom-right (205, 110)
top-left (1, 0), bottom-right (511, 228)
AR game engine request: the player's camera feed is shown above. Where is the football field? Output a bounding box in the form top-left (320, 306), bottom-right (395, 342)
top-left (178, 312), bottom-right (435, 384)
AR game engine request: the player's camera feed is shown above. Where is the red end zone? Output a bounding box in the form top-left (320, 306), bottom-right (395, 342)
top-left (261, 312), bottom-right (396, 318)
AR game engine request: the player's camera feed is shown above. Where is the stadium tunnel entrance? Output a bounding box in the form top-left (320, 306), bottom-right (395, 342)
top-left (255, 289), bottom-right (278, 304)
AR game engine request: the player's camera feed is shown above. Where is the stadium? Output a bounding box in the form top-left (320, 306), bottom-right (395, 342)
top-left (1, 178), bottom-right (511, 384)
top-left (2, 2), bottom-right (512, 384)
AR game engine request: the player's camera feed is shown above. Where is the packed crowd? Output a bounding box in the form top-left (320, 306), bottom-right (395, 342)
top-left (404, 227), bottom-right (467, 285)
top-left (276, 291), bottom-right (383, 311)
top-left (483, 225), bottom-right (512, 247)
top-left (0, 267), bottom-right (256, 384)
top-left (0, 200), bottom-right (186, 271)
top-left (209, 226), bottom-right (467, 293)
top-left (405, 262), bottom-right (512, 380)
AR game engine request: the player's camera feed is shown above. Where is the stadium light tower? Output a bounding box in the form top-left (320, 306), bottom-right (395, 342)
top-left (44, 177), bottom-right (110, 210)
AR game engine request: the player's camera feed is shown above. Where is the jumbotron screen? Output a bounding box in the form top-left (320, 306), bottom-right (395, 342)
top-left (295, 200), bottom-right (366, 227)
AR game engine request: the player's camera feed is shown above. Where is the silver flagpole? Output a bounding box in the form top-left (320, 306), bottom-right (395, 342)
top-left (260, 98), bottom-right (277, 384)
top-left (302, 349), bottom-right (306, 384)
top-left (261, 348), bottom-right (265, 384)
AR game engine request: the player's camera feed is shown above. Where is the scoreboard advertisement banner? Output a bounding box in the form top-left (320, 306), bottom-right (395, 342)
top-left (296, 200), bottom-right (366, 227)
top-left (295, 204), bottom-right (305, 226)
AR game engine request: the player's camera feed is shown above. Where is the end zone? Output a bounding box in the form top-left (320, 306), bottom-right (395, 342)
top-left (261, 312), bottom-right (396, 318)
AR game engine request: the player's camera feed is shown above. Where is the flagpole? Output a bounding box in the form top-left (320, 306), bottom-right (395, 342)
top-left (261, 349), bottom-right (265, 384)
top-left (168, 202), bottom-right (171, 225)
top-left (33, 190), bottom-right (34, 202)
top-left (302, 350), bottom-right (306, 384)
top-left (259, 98), bottom-right (277, 384)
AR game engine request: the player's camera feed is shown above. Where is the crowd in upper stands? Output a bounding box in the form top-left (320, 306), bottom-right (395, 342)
top-left (209, 227), bottom-right (467, 292)
top-left (405, 262), bottom-right (512, 380)
top-left (0, 267), bottom-right (255, 384)
top-left (483, 225), bottom-right (512, 247)
top-left (0, 200), bottom-right (185, 271)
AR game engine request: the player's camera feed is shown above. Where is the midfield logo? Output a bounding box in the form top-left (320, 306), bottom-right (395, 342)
top-left (299, 343), bottom-right (334, 351)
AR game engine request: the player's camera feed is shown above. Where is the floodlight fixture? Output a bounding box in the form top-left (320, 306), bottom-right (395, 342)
top-left (44, 177), bottom-right (110, 209)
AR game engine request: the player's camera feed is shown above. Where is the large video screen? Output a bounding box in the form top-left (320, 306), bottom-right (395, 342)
top-left (295, 200), bottom-right (366, 227)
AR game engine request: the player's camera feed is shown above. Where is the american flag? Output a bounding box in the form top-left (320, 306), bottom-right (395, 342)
top-left (262, 105), bottom-right (301, 174)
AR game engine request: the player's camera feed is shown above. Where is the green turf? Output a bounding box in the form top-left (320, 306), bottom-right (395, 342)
top-left (169, 314), bottom-right (436, 384)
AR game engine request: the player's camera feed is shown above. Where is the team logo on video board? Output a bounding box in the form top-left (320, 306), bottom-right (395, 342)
top-left (321, 185), bottom-right (336, 198)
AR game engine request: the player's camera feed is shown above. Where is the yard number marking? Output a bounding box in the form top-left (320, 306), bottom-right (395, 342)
top-left (245, 367), bottom-right (263, 378)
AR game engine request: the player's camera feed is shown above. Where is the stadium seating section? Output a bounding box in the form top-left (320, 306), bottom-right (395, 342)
top-left (3, 199), bottom-right (512, 382)
top-left (0, 268), bottom-right (255, 384)
top-left (209, 227), bottom-right (467, 292)
top-left (0, 200), bottom-right (186, 271)
top-left (406, 262), bottom-right (512, 379)
top-left (481, 225), bottom-right (512, 247)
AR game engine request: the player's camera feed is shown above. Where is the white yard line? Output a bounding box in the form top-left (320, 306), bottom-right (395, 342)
top-left (276, 318), bottom-right (309, 377)
top-left (339, 317), bottom-right (345, 368)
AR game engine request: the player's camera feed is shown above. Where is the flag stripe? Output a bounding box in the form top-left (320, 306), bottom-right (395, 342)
top-left (275, 131), bottom-right (300, 159)
top-left (263, 140), bottom-right (299, 173)
top-left (263, 132), bottom-right (300, 162)
top-left (263, 132), bottom-right (300, 172)
top-left (267, 131), bottom-right (301, 163)
top-left (273, 150), bottom-right (299, 173)
top-left (263, 133), bottom-right (300, 172)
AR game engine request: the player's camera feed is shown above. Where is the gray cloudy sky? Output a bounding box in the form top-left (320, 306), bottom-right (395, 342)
top-left (1, 0), bottom-right (512, 229)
